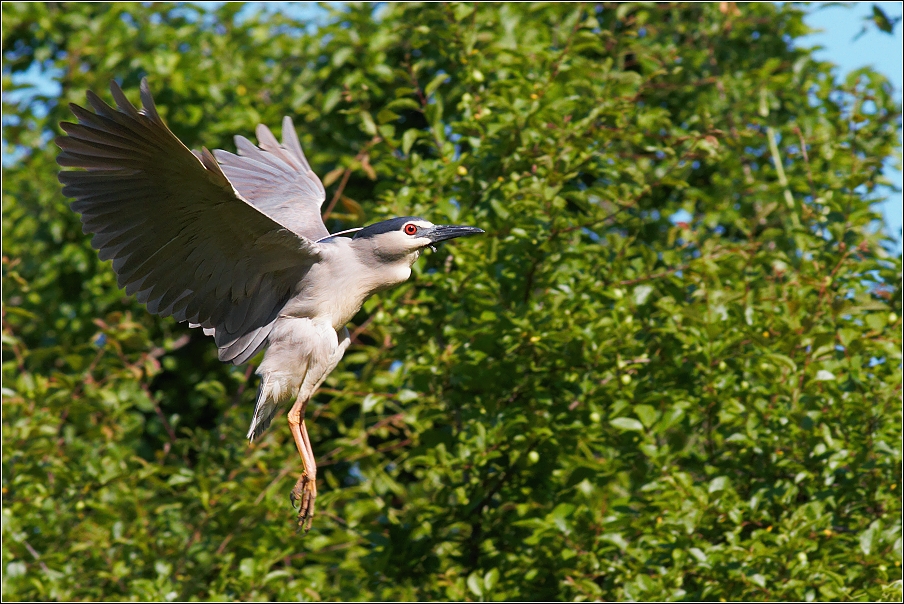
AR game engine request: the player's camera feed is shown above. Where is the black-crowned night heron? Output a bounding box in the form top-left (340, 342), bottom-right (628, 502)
top-left (56, 79), bottom-right (483, 530)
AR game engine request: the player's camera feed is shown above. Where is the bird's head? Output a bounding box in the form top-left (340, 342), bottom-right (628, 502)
top-left (352, 216), bottom-right (483, 263)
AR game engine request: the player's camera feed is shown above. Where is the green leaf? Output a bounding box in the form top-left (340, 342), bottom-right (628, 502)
top-left (688, 547), bottom-right (708, 563)
top-left (633, 285), bottom-right (654, 305)
top-left (386, 97), bottom-right (422, 112)
top-left (634, 404), bottom-right (659, 428)
top-left (361, 111), bottom-right (378, 136)
top-left (871, 5), bottom-right (899, 34)
top-left (377, 109), bottom-right (400, 124)
top-left (362, 394), bottom-right (381, 412)
top-left (815, 369), bottom-right (835, 381)
top-left (610, 417), bottom-right (645, 432)
top-left (489, 198), bottom-right (510, 219)
top-left (402, 129), bottom-right (420, 155)
top-left (467, 571), bottom-right (483, 597)
top-left (708, 476), bottom-right (729, 493)
top-left (859, 520), bottom-right (880, 555)
top-left (424, 72), bottom-right (450, 97)
top-left (601, 533), bottom-right (629, 551)
top-left (484, 568), bottom-right (500, 592)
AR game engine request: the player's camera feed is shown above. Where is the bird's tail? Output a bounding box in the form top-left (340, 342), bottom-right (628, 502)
top-left (246, 373), bottom-right (283, 442)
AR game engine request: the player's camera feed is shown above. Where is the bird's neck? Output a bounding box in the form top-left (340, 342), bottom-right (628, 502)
top-left (348, 239), bottom-right (419, 293)
top-left (300, 239), bottom-right (417, 329)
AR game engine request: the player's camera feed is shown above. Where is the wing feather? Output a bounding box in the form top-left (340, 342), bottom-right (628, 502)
top-left (57, 79), bottom-right (322, 364)
top-left (215, 120), bottom-right (329, 241)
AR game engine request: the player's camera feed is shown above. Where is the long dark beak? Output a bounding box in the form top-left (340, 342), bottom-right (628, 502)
top-left (425, 224), bottom-right (485, 244)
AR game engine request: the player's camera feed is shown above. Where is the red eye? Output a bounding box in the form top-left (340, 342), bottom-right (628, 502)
top-left (404, 223), bottom-right (418, 235)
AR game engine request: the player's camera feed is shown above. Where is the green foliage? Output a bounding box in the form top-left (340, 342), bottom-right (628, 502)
top-left (854, 4), bottom-right (902, 39)
top-left (3, 2), bottom-right (901, 601)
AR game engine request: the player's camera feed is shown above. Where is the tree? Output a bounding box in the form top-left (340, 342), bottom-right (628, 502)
top-left (2, 2), bottom-right (901, 600)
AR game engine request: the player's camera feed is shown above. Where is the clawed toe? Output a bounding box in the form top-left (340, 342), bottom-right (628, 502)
top-left (290, 473), bottom-right (317, 532)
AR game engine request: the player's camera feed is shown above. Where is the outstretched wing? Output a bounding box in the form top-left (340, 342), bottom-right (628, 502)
top-left (215, 117), bottom-right (330, 242)
top-left (56, 78), bottom-right (322, 363)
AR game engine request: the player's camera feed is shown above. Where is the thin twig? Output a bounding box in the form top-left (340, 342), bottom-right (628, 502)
top-left (141, 383), bottom-right (177, 444)
top-left (23, 541), bottom-right (50, 573)
top-left (321, 167), bottom-right (353, 222)
top-left (794, 125), bottom-right (818, 203)
top-left (215, 532), bottom-right (234, 555)
top-left (322, 140), bottom-right (381, 222)
top-left (350, 307), bottom-right (381, 344)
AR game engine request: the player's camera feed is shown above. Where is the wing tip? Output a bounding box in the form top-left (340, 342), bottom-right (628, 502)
top-left (84, 89), bottom-right (111, 116)
top-left (197, 146), bottom-right (219, 172)
top-left (256, 122), bottom-right (276, 144)
top-left (280, 116), bottom-right (312, 173)
top-left (108, 79), bottom-right (141, 119)
top-left (139, 77), bottom-right (162, 123)
top-left (281, 115), bottom-right (297, 135)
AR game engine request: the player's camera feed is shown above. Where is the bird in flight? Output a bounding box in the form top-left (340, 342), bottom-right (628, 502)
top-left (56, 79), bottom-right (483, 530)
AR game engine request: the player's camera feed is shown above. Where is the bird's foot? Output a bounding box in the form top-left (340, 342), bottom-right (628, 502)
top-left (290, 472), bottom-right (317, 532)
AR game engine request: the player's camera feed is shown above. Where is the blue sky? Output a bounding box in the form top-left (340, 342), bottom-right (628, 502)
top-left (799, 2), bottom-right (903, 250)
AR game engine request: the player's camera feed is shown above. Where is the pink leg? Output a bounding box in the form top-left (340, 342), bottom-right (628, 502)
top-left (288, 396), bottom-right (317, 531)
